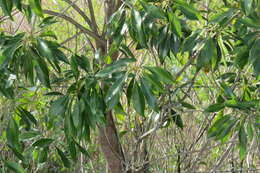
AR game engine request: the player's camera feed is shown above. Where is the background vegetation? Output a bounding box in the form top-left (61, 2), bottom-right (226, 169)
top-left (0, 0), bottom-right (259, 172)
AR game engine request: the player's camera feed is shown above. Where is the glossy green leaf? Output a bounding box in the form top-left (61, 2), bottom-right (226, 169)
top-left (171, 110), bottom-right (184, 129)
top-left (132, 82), bottom-right (145, 116)
top-left (105, 73), bottom-right (127, 110)
top-left (75, 141), bottom-right (90, 158)
top-left (56, 147), bottom-right (71, 168)
top-left (49, 96), bottom-right (69, 116)
top-left (146, 67), bottom-right (174, 84)
top-left (181, 102), bottom-right (196, 109)
top-left (205, 103), bottom-right (225, 112)
top-left (29, 0), bottom-right (43, 17)
top-left (6, 118), bottom-right (20, 150)
top-left (197, 38), bottom-right (217, 70)
top-left (140, 78), bottom-right (157, 111)
top-left (239, 125), bottom-right (248, 159)
top-left (210, 8), bottom-right (235, 25)
top-left (234, 46), bottom-right (249, 69)
top-left (238, 17), bottom-right (260, 28)
top-left (0, 0), bottom-right (13, 18)
top-left (37, 39), bottom-right (53, 60)
top-left (131, 9), bottom-right (146, 47)
top-left (182, 31), bottom-right (201, 52)
top-left (69, 140), bottom-right (77, 162)
top-left (143, 73), bottom-right (164, 92)
top-left (17, 107), bottom-right (37, 126)
top-left (249, 39), bottom-right (260, 77)
top-left (39, 31), bottom-right (58, 40)
top-left (215, 119), bottom-right (237, 140)
top-left (96, 58), bottom-right (135, 78)
top-left (39, 16), bottom-right (58, 28)
top-left (169, 12), bottom-right (182, 37)
top-left (32, 138), bottom-right (54, 148)
top-left (4, 161), bottom-right (26, 173)
top-left (75, 55), bottom-right (90, 72)
top-left (20, 131), bottom-right (41, 140)
top-left (175, 0), bottom-right (202, 20)
top-left (243, 0), bottom-right (253, 15)
top-left (8, 146), bottom-right (25, 162)
top-left (13, 0), bottom-right (22, 10)
top-left (141, 1), bottom-right (165, 19)
top-left (120, 44), bottom-right (135, 58)
top-left (38, 147), bottom-right (48, 163)
top-left (208, 115), bottom-right (231, 138)
top-left (126, 77), bottom-right (135, 105)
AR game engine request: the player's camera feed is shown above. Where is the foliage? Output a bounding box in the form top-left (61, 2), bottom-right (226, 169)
top-left (0, 0), bottom-right (260, 172)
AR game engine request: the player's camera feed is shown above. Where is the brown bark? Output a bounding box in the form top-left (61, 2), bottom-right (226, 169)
top-left (99, 112), bottom-right (125, 173)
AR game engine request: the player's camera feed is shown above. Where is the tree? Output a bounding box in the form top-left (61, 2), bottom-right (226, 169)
top-left (0, 0), bottom-right (259, 172)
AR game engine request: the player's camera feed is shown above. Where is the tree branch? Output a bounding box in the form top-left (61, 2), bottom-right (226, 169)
top-left (86, 0), bottom-right (99, 34)
top-left (43, 9), bottom-right (106, 46)
top-left (63, 0), bottom-right (93, 30)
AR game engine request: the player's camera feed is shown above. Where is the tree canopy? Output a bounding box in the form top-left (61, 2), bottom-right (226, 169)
top-left (0, 0), bottom-right (259, 172)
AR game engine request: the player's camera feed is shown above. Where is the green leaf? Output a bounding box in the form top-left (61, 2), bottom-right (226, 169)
top-left (32, 138), bottom-right (54, 148)
top-left (75, 141), bottom-right (90, 157)
top-left (70, 55), bottom-right (80, 79)
top-left (13, 0), bottom-right (22, 10)
top-left (171, 110), bottom-right (184, 129)
top-left (140, 1), bottom-right (165, 19)
top-left (37, 39), bottom-right (53, 60)
top-left (4, 161), bottom-right (26, 173)
top-left (6, 118), bottom-right (20, 150)
top-left (8, 146), bottom-right (25, 162)
top-left (38, 147), bottom-right (48, 163)
top-left (29, 0), bottom-right (43, 17)
top-left (243, 0), bottom-right (253, 15)
top-left (182, 31), bottom-right (201, 52)
top-left (181, 102), bottom-right (196, 109)
top-left (132, 82), bottom-right (145, 116)
top-left (0, 0), bottom-right (13, 18)
top-left (39, 31), bottom-right (58, 40)
top-left (74, 55), bottom-right (90, 72)
top-left (69, 141), bottom-right (77, 162)
top-left (215, 119), bottom-right (237, 140)
top-left (20, 131), bottom-right (41, 140)
top-left (126, 77), bottom-right (135, 105)
top-left (205, 103), bottom-right (225, 112)
top-left (96, 58), bottom-right (135, 78)
top-left (239, 125), bottom-right (248, 159)
top-left (30, 47), bottom-right (51, 88)
top-left (105, 73), bottom-right (127, 110)
top-left (17, 107), bottom-right (37, 126)
top-left (56, 147), bottom-right (71, 168)
top-left (210, 8), bottom-right (235, 25)
top-left (196, 38), bottom-right (217, 70)
top-left (120, 44), bottom-right (135, 58)
top-left (39, 16), bottom-right (58, 28)
top-left (169, 12), bottom-right (182, 37)
top-left (146, 67), bottom-right (174, 84)
top-left (143, 73), bottom-right (164, 92)
top-left (220, 83), bottom-right (236, 99)
top-left (238, 17), bottom-right (260, 28)
top-left (131, 9), bottom-right (146, 47)
top-left (175, 0), bottom-right (202, 20)
top-left (140, 78), bottom-right (157, 111)
top-left (1, 40), bottom-right (23, 68)
top-left (49, 96), bottom-right (69, 116)
top-left (208, 115), bottom-right (231, 138)
top-left (234, 46), bottom-right (249, 69)
top-left (249, 39), bottom-right (260, 77)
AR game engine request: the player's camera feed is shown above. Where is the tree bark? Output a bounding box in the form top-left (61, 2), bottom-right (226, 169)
top-left (99, 112), bottom-right (125, 173)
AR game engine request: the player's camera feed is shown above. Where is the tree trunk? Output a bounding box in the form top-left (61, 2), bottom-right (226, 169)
top-left (99, 112), bottom-right (125, 173)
